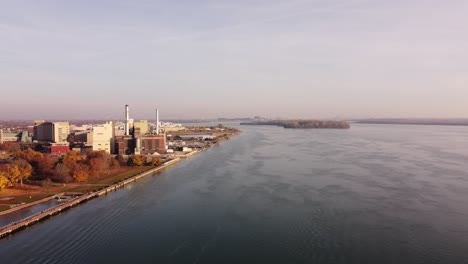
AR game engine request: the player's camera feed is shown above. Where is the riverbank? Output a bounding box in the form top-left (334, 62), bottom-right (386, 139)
top-left (0, 130), bottom-right (240, 239)
top-left (0, 157), bottom-right (181, 238)
top-left (0, 166), bottom-right (153, 213)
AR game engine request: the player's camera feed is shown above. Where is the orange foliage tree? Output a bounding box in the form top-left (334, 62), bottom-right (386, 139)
top-left (127, 155), bottom-right (146, 166)
top-left (0, 163), bottom-right (20, 186)
top-left (54, 163), bottom-right (72, 183)
top-left (36, 155), bottom-right (58, 180)
top-left (72, 166), bottom-right (90, 183)
top-left (13, 159), bottom-right (33, 186)
top-left (88, 158), bottom-right (107, 177)
top-left (150, 157), bottom-right (162, 166)
top-left (16, 148), bottom-right (43, 162)
top-left (0, 171), bottom-right (11, 190)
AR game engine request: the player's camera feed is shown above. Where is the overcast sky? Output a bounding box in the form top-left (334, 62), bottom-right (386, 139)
top-left (1, 0), bottom-right (467, 120)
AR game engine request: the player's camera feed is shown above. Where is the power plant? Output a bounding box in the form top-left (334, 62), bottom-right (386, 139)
top-left (114, 104), bottom-right (166, 155)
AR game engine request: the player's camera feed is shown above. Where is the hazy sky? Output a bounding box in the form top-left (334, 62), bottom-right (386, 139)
top-left (1, 0), bottom-right (467, 120)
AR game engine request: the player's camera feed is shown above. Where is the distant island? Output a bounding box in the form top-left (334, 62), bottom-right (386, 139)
top-left (240, 120), bottom-right (351, 129)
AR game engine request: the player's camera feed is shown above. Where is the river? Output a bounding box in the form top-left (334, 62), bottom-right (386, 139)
top-left (1, 124), bottom-right (468, 263)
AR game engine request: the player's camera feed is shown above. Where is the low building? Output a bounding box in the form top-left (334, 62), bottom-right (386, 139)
top-left (178, 134), bottom-right (215, 140)
top-left (137, 135), bottom-right (166, 155)
top-left (44, 143), bottom-right (70, 155)
top-left (0, 130), bottom-right (19, 143)
top-left (158, 122), bottom-right (185, 133)
top-left (182, 147), bottom-right (192, 152)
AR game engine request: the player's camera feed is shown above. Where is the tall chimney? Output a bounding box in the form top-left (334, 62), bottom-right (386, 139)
top-left (125, 104), bottom-right (130, 136)
top-left (156, 108), bottom-right (160, 135)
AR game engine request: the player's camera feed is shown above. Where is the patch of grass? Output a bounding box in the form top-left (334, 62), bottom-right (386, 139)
top-left (67, 166), bottom-right (154, 193)
top-left (89, 166), bottom-right (153, 185)
top-left (12, 193), bottom-right (52, 204)
top-left (68, 185), bottom-right (104, 193)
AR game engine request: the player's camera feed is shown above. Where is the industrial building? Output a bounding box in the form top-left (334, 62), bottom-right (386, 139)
top-left (73, 122), bottom-right (115, 153)
top-left (114, 105), bottom-right (166, 155)
top-left (34, 121), bottom-right (70, 143)
top-left (133, 120), bottom-right (149, 135)
top-left (114, 135), bottom-right (135, 155)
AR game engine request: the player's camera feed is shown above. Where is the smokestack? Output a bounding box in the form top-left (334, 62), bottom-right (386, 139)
top-left (125, 104), bottom-right (130, 136)
top-left (156, 108), bottom-right (160, 135)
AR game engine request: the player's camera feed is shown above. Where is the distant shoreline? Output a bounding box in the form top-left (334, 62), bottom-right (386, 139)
top-left (240, 120), bottom-right (350, 129)
top-left (354, 119), bottom-right (468, 127)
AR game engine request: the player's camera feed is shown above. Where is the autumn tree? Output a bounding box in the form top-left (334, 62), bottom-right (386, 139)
top-left (88, 158), bottom-right (107, 177)
top-left (0, 164), bottom-right (20, 186)
top-left (35, 155), bottom-right (58, 180)
top-left (0, 142), bottom-right (20, 153)
top-left (62, 151), bottom-right (84, 172)
top-left (72, 164), bottom-right (90, 183)
top-left (0, 171), bottom-right (11, 190)
top-left (149, 157), bottom-right (161, 167)
top-left (14, 148), bottom-right (47, 179)
top-left (63, 156), bottom-right (78, 172)
top-left (86, 151), bottom-right (112, 174)
top-left (110, 157), bottom-right (120, 169)
top-left (13, 159), bottom-right (33, 186)
top-left (66, 151), bottom-right (85, 162)
top-left (54, 163), bottom-right (72, 183)
top-left (16, 148), bottom-right (43, 163)
top-left (86, 150), bottom-right (110, 161)
top-left (127, 155), bottom-right (146, 166)
top-left (117, 155), bottom-right (126, 166)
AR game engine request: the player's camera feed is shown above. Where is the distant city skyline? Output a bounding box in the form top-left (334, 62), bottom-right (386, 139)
top-left (1, 1), bottom-right (467, 120)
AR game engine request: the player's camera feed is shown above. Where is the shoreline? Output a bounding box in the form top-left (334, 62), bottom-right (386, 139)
top-left (0, 158), bottom-right (180, 238)
top-left (0, 131), bottom-right (240, 239)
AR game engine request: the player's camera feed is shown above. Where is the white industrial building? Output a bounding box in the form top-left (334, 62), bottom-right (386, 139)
top-left (74, 122), bottom-right (115, 153)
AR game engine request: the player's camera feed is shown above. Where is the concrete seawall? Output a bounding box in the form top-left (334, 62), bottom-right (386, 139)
top-left (0, 158), bottom-right (181, 239)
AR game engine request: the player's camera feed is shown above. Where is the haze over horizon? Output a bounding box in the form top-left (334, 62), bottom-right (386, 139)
top-left (1, 0), bottom-right (467, 120)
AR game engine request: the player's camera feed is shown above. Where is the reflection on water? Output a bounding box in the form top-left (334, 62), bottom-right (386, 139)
top-left (1, 124), bottom-right (468, 264)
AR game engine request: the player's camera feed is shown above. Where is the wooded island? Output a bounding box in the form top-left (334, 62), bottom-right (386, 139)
top-left (240, 120), bottom-right (350, 129)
